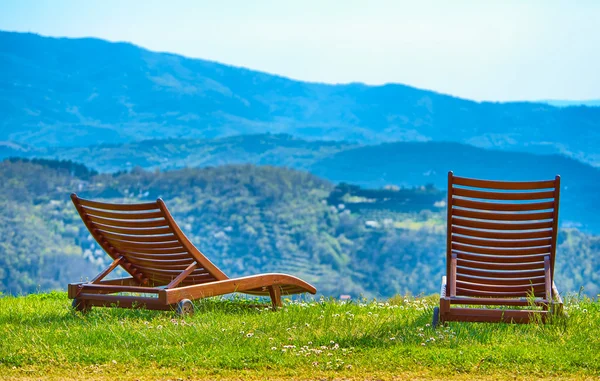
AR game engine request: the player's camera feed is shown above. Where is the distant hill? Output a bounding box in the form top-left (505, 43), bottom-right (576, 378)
top-left (309, 141), bottom-right (600, 232)
top-left (4, 133), bottom-right (600, 232)
top-left (1, 134), bottom-right (356, 173)
top-left (2, 31), bottom-right (600, 166)
top-left (540, 100), bottom-right (600, 108)
top-left (0, 141), bottom-right (32, 159)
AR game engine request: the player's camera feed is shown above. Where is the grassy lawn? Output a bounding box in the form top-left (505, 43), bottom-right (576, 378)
top-left (0, 292), bottom-right (599, 380)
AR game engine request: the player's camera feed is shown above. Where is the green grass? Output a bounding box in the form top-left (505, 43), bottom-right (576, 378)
top-left (0, 292), bottom-right (599, 380)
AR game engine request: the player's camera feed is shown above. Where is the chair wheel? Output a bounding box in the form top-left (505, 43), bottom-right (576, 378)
top-left (176, 299), bottom-right (194, 316)
top-left (432, 306), bottom-right (440, 328)
top-left (72, 298), bottom-right (90, 313)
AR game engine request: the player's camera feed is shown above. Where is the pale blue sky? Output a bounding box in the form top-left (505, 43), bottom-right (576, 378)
top-left (1, 0), bottom-right (599, 102)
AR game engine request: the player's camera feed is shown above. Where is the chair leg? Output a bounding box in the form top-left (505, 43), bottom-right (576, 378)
top-left (440, 298), bottom-right (450, 324)
top-left (268, 285), bottom-right (283, 311)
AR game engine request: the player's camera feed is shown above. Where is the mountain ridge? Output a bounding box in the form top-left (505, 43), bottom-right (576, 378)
top-left (3, 133), bottom-right (600, 233)
top-left (2, 30), bottom-right (600, 166)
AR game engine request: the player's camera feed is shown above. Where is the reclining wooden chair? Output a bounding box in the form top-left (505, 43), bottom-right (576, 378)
top-left (433, 172), bottom-right (563, 325)
top-left (68, 194), bottom-right (317, 315)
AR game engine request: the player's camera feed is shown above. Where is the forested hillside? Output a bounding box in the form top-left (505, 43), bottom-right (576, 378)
top-left (1, 159), bottom-right (599, 297)
top-left (2, 31), bottom-right (600, 166)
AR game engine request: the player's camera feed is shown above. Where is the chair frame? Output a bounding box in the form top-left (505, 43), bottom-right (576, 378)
top-left (436, 172), bottom-right (564, 325)
top-left (68, 194), bottom-right (317, 313)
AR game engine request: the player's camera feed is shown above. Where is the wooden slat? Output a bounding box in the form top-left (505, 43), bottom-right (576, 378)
top-left (452, 243), bottom-right (551, 256)
top-left (91, 277), bottom-right (141, 286)
top-left (107, 239), bottom-right (184, 250)
top-left (451, 218), bottom-right (554, 231)
top-left (456, 287), bottom-right (545, 298)
top-left (453, 198), bottom-right (555, 212)
top-left (452, 176), bottom-right (556, 190)
top-left (448, 297), bottom-right (546, 306)
top-left (130, 265), bottom-right (195, 273)
top-left (132, 266), bottom-right (210, 276)
top-left (456, 273), bottom-right (546, 286)
top-left (125, 255), bottom-right (193, 264)
top-left (126, 256), bottom-right (196, 267)
top-left (453, 235), bottom-right (552, 248)
top-left (99, 230), bottom-right (179, 243)
top-left (443, 308), bottom-right (546, 323)
top-left (456, 266), bottom-right (546, 279)
top-left (77, 198), bottom-right (159, 211)
top-left (128, 261), bottom-right (197, 270)
top-left (452, 226), bottom-right (552, 240)
top-left (119, 248), bottom-right (191, 256)
top-left (452, 187), bottom-right (555, 201)
top-left (447, 307), bottom-right (544, 315)
top-left (453, 209), bottom-right (554, 222)
top-left (144, 274), bottom-right (216, 284)
top-left (94, 226), bottom-right (174, 236)
top-left (456, 252), bottom-right (549, 264)
top-left (138, 268), bottom-right (214, 278)
top-left (457, 258), bottom-right (544, 271)
top-left (106, 235), bottom-right (179, 244)
top-left (456, 281), bottom-right (545, 293)
top-left (88, 215), bottom-right (169, 228)
top-left (82, 208), bottom-right (166, 220)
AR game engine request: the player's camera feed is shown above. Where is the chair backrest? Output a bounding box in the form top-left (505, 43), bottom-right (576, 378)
top-left (71, 194), bottom-right (228, 287)
top-left (446, 172), bottom-right (560, 298)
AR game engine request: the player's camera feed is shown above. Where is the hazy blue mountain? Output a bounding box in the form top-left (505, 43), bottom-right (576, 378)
top-left (0, 141), bottom-right (32, 159)
top-left (2, 31), bottom-right (600, 165)
top-left (4, 133), bottom-right (600, 233)
top-left (309, 141), bottom-right (600, 232)
top-left (540, 100), bottom-right (600, 107)
top-left (2, 134), bottom-right (356, 173)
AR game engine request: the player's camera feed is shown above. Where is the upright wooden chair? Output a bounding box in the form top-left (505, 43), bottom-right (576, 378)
top-left (68, 195), bottom-right (316, 315)
top-left (433, 172), bottom-right (563, 325)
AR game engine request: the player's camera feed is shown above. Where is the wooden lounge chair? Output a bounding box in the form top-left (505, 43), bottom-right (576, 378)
top-left (433, 172), bottom-right (563, 325)
top-left (68, 194), bottom-right (317, 315)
